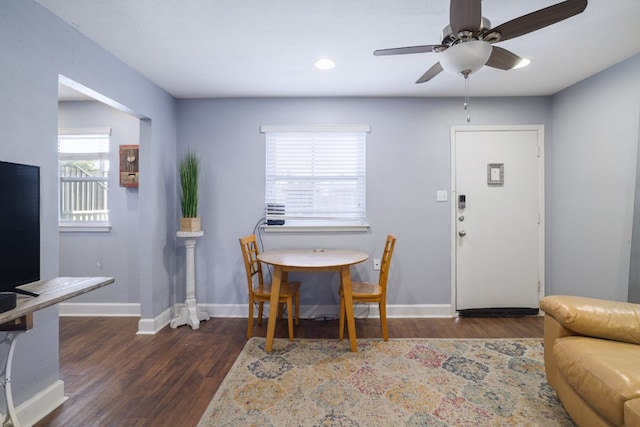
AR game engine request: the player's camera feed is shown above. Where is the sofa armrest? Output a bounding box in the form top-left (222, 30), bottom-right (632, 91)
top-left (540, 295), bottom-right (640, 345)
top-left (625, 399), bottom-right (640, 427)
top-left (542, 314), bottom-right (581, 388)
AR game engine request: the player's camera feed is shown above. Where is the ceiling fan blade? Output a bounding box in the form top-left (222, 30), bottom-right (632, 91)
top-left (450, 0), bottom-right (482, 35)
top-left (485, 46), bottom-right (523, 70)
top-left (374, 45), bottom-right (442, 56)
top-left (489, 0), bottom-right (587, 43)
top-left (416, 62), bottom-right (444, 84)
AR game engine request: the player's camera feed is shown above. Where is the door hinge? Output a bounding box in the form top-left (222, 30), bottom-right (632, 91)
top-left (537, 144), bottom-right (541, 158)
top-left (538, 280), bottom-right (541, 292)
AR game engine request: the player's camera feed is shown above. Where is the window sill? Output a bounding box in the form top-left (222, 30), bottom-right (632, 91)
top-left (262, 223), bottom-right (370, 233)
top-left (59, 223), bottom-right (111, 233)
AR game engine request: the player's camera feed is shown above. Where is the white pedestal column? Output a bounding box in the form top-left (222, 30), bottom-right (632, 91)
top-left (171, 230), bottom-right (210, 330)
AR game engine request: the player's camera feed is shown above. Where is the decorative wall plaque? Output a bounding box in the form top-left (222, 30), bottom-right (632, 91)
top-left (119, 145), bottom-right (139, 187)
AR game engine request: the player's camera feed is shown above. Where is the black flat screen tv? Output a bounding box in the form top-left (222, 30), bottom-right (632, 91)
top-left (0, 160), bottom-right (40, 297)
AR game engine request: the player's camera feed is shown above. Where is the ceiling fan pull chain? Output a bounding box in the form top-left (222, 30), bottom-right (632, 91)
top-left (464, 73), bottom-right (471, 123)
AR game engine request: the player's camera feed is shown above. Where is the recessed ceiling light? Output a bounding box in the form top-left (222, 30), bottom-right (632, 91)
top-left (513, 58), bottom-right (531, 69)
top-left (314, 58), bottom-right (336, 70)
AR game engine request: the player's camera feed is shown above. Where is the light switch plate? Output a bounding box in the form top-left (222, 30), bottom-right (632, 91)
top-left (436, 190), bottom-right (448, 202)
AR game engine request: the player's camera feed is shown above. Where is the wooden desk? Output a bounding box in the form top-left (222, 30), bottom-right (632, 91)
top-left (0, 277), bottom-right (114, 327)
top-left (0, 277), bottom-right (114, 427)
top-left (257, 249), bottom-right (368, 352)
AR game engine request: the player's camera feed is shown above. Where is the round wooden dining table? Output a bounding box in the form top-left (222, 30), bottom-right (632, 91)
top-left (257, 249), bottom-right (369, 352)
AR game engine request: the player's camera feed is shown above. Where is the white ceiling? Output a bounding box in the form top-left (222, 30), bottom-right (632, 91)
top-left (41, 0), bottom-right (640, 99)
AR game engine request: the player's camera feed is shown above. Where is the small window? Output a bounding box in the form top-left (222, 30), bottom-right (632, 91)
top-left (261, 125), bottom-right (369, 228)
top-left (58, 128), bottom-right (111, 230)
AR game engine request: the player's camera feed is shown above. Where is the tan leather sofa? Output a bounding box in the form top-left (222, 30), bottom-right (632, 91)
top-left (540, 295), bottom-right (640, 426)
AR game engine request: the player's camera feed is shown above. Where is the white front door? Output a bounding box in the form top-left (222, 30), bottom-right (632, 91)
top-left (452, 126), bottom-right (544, 312)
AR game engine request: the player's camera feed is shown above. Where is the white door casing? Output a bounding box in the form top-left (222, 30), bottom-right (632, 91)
top-left (451, 125), bottom-right (545, 312)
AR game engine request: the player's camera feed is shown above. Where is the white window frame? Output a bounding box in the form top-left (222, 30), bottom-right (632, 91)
top-left (58, 127), bottom-right (111, 232)
top-left (261, 125), bottom-right (370, 232)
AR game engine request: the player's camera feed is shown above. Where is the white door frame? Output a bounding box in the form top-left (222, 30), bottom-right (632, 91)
top-left (450, 125), bottom-right (545, 314)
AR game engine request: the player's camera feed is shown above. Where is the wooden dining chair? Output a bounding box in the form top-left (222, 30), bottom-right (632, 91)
top-left (239, 234), bottom-right (300, 341)
top-left (339, 234), bottom-right (397, 341)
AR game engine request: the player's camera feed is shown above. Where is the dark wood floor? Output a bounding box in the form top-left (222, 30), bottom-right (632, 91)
top-left (36, 315), bottom-right (543, 427)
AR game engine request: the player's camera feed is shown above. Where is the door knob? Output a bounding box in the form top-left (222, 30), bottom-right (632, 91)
top-left (458, 230), bottom-right (467, 237)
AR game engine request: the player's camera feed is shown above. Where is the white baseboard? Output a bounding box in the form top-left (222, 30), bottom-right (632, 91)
top-left (388, 304), bottom-right (454, 318)
top-left (16, 379), bottom-right (66, 427)
top-left (195, 303), bottom-right (455, 319)
top-left (58, 302), bottom-right (455, 336)
top-left (137, 308), bottom-right (172, 335)
top-left (135, 303), bottom-right (453, 335)
top-left (58, 303), bottom-right (140, 317)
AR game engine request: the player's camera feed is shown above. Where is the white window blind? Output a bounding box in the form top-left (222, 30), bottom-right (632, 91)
top-left (262, 125), bottom-right (369, 226)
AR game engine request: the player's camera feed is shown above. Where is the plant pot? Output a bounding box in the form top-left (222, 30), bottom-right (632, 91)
top-left (180, 217), bottom-right (202, 232)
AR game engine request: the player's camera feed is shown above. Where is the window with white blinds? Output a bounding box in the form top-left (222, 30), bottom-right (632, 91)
top-left (262, 125), bottom-right (369, 227)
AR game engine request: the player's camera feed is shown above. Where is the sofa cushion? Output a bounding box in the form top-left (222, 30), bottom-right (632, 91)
top-left (554, 336), bottom-right (640, 426)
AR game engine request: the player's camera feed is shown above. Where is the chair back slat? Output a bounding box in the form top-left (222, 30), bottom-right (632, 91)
top-left (239, 234), bottom-right (264, 293)
top-left (378, 234), bottom-right (397, 294)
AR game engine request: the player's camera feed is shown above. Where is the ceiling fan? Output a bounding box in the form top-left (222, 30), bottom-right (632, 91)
top-left (374, 0), bottom-right (588, 83)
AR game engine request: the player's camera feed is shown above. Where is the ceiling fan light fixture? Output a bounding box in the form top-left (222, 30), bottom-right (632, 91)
top-left (314, 58), bottom-right (336, 70)
top-left (513, 58), bottom-right (531, 69)
top-left (439, 40), bottom-right (492, 76)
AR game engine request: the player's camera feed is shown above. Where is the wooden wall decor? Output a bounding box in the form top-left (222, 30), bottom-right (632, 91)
top-left (119, 145), bottom-right (139, 187)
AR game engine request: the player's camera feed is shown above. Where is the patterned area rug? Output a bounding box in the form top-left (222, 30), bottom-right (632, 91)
top-left (198, 338), bottom-right (574, 426)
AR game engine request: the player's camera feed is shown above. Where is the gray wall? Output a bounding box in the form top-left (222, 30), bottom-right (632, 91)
top-left (177, 97), bottom-right (550, 312)
top-left (58, 101), bottom-right (141, 304)
top-left (2, 0), bottom-right (639, 417)
top-left (0, 0), bottom-right (177, 413)
top-left (631, 111), bottom-right (640, 304)
top-left (548, 54), bottom-right (640, 300)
